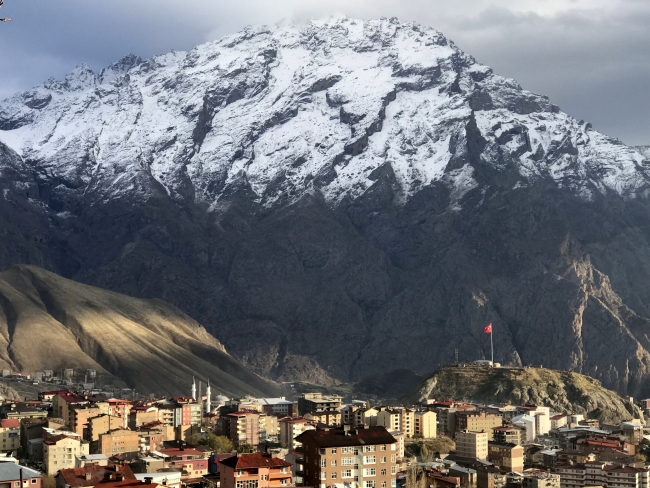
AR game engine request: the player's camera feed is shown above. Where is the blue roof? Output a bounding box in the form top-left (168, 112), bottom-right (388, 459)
top-left (0, 465), bottom-right (40, 482)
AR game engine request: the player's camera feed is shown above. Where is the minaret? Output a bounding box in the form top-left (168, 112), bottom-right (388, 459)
top-left (205, 380), bottom-right (212, 414)
top-left (191, 376), bottom-right (196, 400)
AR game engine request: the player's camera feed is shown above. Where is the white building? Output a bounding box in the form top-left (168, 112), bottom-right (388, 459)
top-left (557, 462), bottom-right (649, 488)
top-left (512, 414), bottom-right (537, 443)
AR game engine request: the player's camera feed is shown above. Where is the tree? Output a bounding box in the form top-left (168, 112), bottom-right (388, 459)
top-left (207, 433), bottom-right (233, 453)
top-left (42, 475), bottom-right (56, 488)
top-left (186, 432), bottom-right (234, 453)
top-left (237, 443), bottom-right (254, 453)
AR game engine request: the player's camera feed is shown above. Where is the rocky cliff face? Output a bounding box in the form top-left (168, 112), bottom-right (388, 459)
top-left (407, 365), bottom-right (643, 425)
top-left (0, 265), bottom-right (279, 397)
top-left (2, 17), bottom-right (650, 394)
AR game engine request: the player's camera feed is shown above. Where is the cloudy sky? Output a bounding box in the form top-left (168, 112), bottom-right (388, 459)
top-left (0, 0), bottom-right (648, 146)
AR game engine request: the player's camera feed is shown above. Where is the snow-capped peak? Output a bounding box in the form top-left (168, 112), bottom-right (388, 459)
top-left (0, 17), bottom-right (648, 211)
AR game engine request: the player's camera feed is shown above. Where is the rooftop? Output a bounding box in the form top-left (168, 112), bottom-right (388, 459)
top-left (295, 426), bottom-right (397, 448)
top-left (220, 453), bottom-right (292, 470)
top-left (0, 464), bottom-right (40, 482)
top-left (57, 465), bottom-right (136, 488)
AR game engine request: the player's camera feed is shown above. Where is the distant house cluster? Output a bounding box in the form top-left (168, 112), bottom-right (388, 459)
top-left (0, 375), bottom-right (649, 488)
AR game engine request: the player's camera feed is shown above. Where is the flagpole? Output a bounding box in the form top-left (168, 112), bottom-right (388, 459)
top-left (490, 329), bottom-right (494, 365)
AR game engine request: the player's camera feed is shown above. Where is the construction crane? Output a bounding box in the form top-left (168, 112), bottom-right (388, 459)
top-left (0, 0), bottom-right (11, 22)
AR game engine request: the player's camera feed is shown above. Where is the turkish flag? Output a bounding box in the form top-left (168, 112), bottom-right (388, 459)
top-left (483, 324), bottom-right (492, 333)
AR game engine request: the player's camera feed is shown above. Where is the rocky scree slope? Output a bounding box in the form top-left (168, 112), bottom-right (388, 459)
top-left (408, 365), bottom-right (643, 424)
top-left (0, 265), bottom-right (279, 397)
top-left (2, 18), bottom-right (650, 393)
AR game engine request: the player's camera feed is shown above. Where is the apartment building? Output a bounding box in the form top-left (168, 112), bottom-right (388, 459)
top-left (455, 412), bottom-right (502, 441)
top-left (376, 408), bottom-right (414, 437)
top-left (228, 412), bottom-right (260, 448)
top-left (259, 414), bottom-right (279, 441)
top-left (71, 406), bottom-right (102, 437)
top-left (414, 411), bottom-right (437, 438)
top-left (43, 434), bottom-right (90, 475)
top-left (219, 453), bottom-right (292, 488)
top-left (158, 447), bottom-right (209, 480)
top-left (128, 406), bottom-right (159, 430)
top-left (297, 394), bottom-right (342, 416)
top-left (551, 415), bottom-right (568, 430)
top-left (456, 431), bottom-right (488, 461)
top-left (305, 411), bottom-right (342, 427)
top-left (492, 426), bottom-right (524, 445)
top-left (98, 429), bottom-right (139, 456)
top-left (526, 471), bottom-right (560, 488)
top-left (0, 419), bottom-right (20, 453)
top-left (487, 443), bottom-right (524, 472)
top-left (556, 462), bottom-right (650, 488)
top-left (295, 425), bottom-right (398, 488)
top-left (279, 418), bottom-right (315, 450)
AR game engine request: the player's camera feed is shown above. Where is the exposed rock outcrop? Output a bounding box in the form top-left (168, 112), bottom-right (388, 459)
top-left (407, 365), bottom-right (643, 425)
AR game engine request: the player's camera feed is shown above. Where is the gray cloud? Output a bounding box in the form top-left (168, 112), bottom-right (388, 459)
top-left (0, 0), bottom-right (648, 145)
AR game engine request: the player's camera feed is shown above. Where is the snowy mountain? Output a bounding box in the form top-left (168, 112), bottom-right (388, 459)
top-left (3, 17), bottom-right (650, 395)
top-left (1, 17), bottom-right (647, 209)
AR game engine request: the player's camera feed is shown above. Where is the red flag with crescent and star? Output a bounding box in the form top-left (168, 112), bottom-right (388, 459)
top-left (484, 323), bottom-right (492, 333)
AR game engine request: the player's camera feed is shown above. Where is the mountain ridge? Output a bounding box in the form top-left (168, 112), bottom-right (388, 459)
top-left (2, 18), bottom-right (650, 395)
top-left (0, 264), bottom-right (280, 397)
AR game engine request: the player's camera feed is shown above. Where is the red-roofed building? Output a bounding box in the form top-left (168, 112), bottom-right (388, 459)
top-left (219, 453), bottom-right (292, 488)
top-left (157, 448), bottom-right (209, 480)
top-left (0, 418), bottom-right (20, 453)
top-left (43, 432), bottom-right (89, 475)
top-left (56, 464), bottom-right (136, 488)
top-left (94, 477), bottom-right (157, 488)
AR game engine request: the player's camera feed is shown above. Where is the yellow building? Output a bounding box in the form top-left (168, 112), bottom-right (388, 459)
top-left (0, 419), bottom-right (21, 453)
top-left (377, 408), bottom-right (415, 437)
top-left (414, 411), bottom-right (437, 438)
top-left (43, 434), bottom-right (89, 475)
top-left (456, 430), bottom-right (488, 460)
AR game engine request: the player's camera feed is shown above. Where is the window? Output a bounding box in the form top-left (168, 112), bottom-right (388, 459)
top-left (331, 460), bottom-right (337, 467)
top-left (342, 470), bottom-right (353, 479)
top-left (365, 482), bottom-right (376, 488)
top-left (31, 481), bottom-right (37, 485)
top-left (364, 468), bottom-right (376, 477)
top-left (391, 480), bottom-right (396, 487)
top-left (236, 482), bottom-right (258, 488)
top-left (261, 475), bottom-right (268, 481)
top-left (364, 456), bottom-right (376, 465)
top-left (391, 444), bottom-right (396, 451)
top-left (381, 470), bottom-right (386, 475)
top-left (319, 449), bottom-right (326, 455)
top-left (381, 445), bottom-right (387, 451)
top-left (320, 460), bottom-right (326, 468)
top-left (381, 457), bottom-right (386, 463)
top-left (332, 473), bottom-right (337, 479)
top-left (237, 470), bottom-right (245, 477)
top-left (281, 467), bottom-right (288, 474)
top-left (331, 448), bottom-right (337, 454)
top-left (391, 455), bottom-right (396, 463)
top-left (342, 447), bottom-right (354, 454)
top-left (342, 457), bottom-right (354, 466)
top-left (391, 467), bottom-right (397, 475)
top-left (320, 472), bottom-right (327, 481)
top-left (363, 446), bottom-right (376, 452)
top-left (15, 483), bottom-right (19, 487)
top-left (381, 483), bottom-right (386, 488)
top-left (281, 481), bottom-right (287, 486)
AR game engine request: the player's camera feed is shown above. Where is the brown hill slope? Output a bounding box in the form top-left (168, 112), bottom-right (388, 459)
top-left (0, 265), bottom-right (280, 397)
top-left (406, 365), bottom-right (643, 424)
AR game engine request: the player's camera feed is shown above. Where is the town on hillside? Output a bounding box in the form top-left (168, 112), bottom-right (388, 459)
top-left (0, 368), bottom-right (649, 488)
